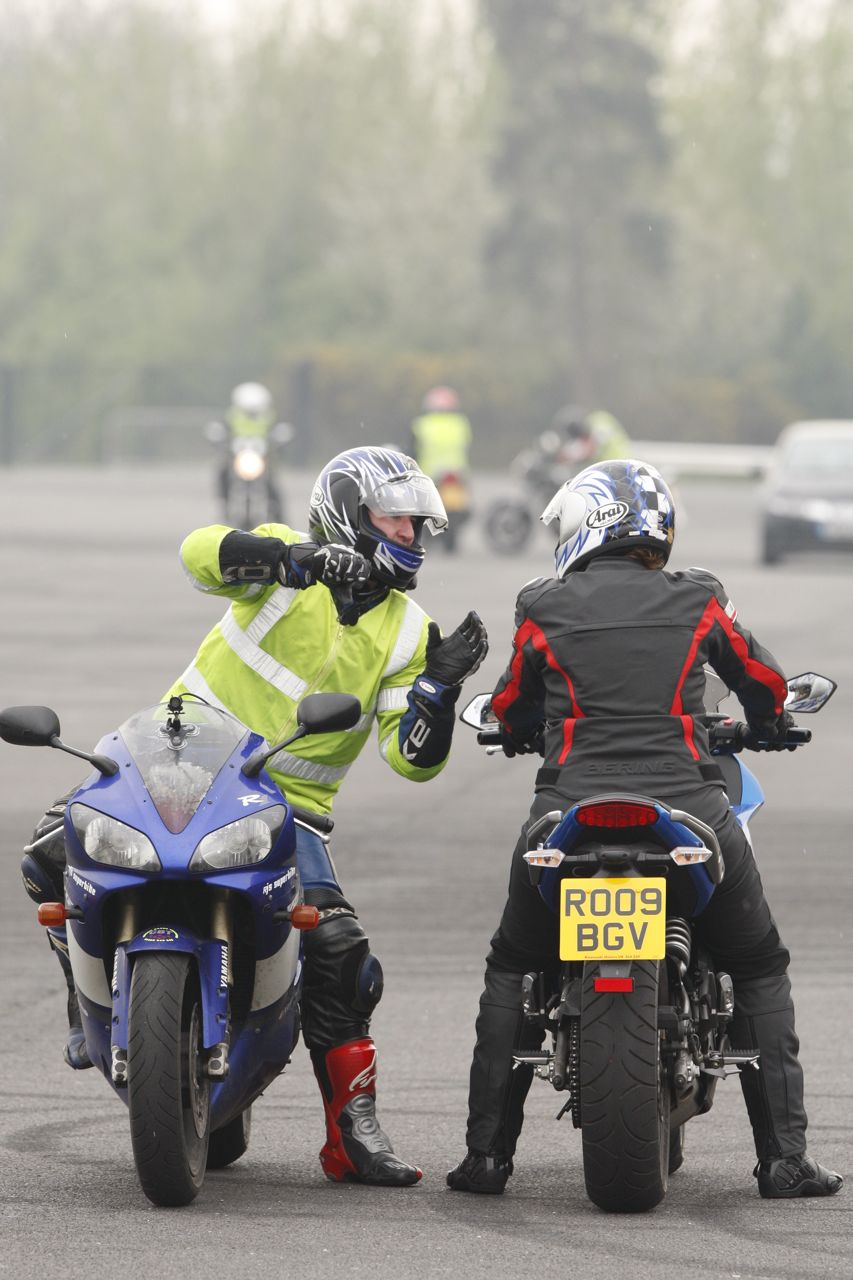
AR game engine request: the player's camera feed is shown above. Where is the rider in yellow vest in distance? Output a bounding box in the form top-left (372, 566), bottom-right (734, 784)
top-left (410, 386), bottom-right (473, 553)
top-left (206, 383), bottom-right (294, 524)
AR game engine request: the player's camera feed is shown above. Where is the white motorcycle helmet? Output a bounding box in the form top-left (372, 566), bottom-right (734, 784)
top-left (541, 458), bottom-right (676, 578)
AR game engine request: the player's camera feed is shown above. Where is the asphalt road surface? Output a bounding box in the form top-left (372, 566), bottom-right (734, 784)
top-left (1, 466), bottom-right (850, 1280)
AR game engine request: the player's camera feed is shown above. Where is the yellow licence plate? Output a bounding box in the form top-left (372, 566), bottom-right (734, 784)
top-left (559, 877), bottom-right (667, 961)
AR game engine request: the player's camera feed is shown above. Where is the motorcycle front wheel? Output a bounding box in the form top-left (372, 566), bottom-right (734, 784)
top-left (128, 952), bottom-right (211, 1206)
top-left (579, 959), bottom-right (669, 1213)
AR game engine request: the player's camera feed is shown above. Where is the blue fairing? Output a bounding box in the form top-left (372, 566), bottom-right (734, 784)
top-left (730, 756), bottom-right (765, 830)
top-left (536, 800), bottom-right (719, 918)
top-left (60, 701), bottom-right (308, 1125)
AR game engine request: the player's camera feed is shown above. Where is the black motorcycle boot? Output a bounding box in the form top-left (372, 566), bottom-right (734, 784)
top-left (729, 974), bottom-right (839, 1194)
top-left (446, 1151), bottom-right (513, 1195)
top-left (448, 967), bottom-right (545, 1192)
top-left (755, 1154), bottom-right (843, 1198)
top-left (51, 935), bottom-right (93, 1071)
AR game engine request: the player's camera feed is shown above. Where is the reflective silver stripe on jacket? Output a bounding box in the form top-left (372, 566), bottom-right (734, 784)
top-left (218, 594), bottom-right (307, 700)
top-left (382, 596), bottom-right (425, 677)
top-left (377, 686), bottom-right (411, 713)
top-left (179, 663), bottom-right (229, 711)
top-left (267, 749), bottom-right (351, 785)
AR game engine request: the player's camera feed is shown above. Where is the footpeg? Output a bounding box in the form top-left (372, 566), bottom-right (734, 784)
top-left (702, 1048), bottom-right (759, 1078)
top-left (512, 1050), bottom-right (553, 1080)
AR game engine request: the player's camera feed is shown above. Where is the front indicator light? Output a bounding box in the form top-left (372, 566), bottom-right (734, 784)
top-left (289, 905), bottom-right (320, 930)
top-left (38, 902), bottom-right (67, 927)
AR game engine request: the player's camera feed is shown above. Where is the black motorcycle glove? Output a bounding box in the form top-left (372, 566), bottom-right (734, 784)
top-left (278, 542), bottom-right (372, 591)
top-left (742, 710), bottom-right (796, 751)
top-left (497, 725), bottom-right (544, 759)
top-left (422, 611), bottom-right (489, 687)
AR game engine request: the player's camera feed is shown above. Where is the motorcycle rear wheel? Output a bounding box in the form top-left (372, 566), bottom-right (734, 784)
top-left (579, 959), bottom-right (669, 1213)
top-left (483, 500), bottom-right (533, 555)
top-left (128, 952), bottom-right (211, 1206)
top-left (207, 1106), bottom-right (252, 1169)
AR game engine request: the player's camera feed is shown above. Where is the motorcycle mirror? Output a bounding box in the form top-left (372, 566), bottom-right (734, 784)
top-left (702, 667), bottom-right (731, 713)
top-left (459, 693), bottom-right (495, 730)
top-left (0, 704), bottom-right (61, 746)
top-left (272, 421), bottom-right (294, 444)
top-left (0, 704), bottom-right (119, 775)
top-left (297, 692), bottom-right (362, 735)
top-left (242, 693), bottom-right (362, 779)
top-left (784, 672), bottom-right (837, 714)
top-left (204, 420), bottom-right (227, 444)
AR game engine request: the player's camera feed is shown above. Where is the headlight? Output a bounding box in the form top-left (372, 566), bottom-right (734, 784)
top-left (190, 806), bottom-right (286, 871)
top-left (71, 803), bottom-right (161, 871)
top-left (234, 449), bottom-right (266, 481)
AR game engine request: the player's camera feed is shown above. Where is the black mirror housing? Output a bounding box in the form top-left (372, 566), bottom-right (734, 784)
top-left (0, 705), bottom-right (61, 747)
top-left (297, 693), bottom-right (362, 735)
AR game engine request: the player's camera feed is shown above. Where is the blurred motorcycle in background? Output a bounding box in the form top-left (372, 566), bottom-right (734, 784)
top-left (205, 418), bottom-right (294, 529)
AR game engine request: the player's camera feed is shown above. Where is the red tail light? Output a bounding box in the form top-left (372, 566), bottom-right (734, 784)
top-left (576, 802), bottom-right (658, 828)
top-left (594, 977), bottom-right (634, 993)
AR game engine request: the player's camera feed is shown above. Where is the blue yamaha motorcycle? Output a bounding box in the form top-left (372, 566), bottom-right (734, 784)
top-left (0, 690), bottom-right (360, 1206)
top-left (461, 670), bottom-right (836, 1213)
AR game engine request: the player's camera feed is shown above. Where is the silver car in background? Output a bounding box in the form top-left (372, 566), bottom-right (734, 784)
top-left (760, 420), bottom-right (853, 565)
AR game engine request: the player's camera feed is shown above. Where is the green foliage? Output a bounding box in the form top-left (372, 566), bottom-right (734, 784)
top-left (1, 0), bottom-right (852, 460)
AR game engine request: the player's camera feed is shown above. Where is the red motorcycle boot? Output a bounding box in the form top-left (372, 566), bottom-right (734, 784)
top-left (312, 1039), bottom-right (422, 1186)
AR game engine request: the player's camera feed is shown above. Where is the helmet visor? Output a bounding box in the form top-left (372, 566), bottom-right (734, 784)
top-left (540, 486), bottom-right (588, 542)
top-left (363, 471), bottom-right (448, 534)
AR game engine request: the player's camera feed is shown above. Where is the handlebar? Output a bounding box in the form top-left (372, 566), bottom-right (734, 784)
top-left (708, 719), bottom-right (811, 753)
top-left (474, 718), bottom-right (812, 756)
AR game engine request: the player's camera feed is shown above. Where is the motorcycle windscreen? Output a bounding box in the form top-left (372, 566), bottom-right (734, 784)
top-left (117, 702), bottom-right (248, 833)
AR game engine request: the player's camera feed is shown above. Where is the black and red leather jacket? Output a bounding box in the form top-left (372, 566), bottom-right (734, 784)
top-left (491, 557), bottom-right (787, 796)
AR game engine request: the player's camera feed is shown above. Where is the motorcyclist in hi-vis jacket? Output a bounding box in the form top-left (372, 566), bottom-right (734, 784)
top-left (22, 446), bottom-right (488, 1188)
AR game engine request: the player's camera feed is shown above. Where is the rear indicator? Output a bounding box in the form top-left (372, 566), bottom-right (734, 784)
top-left (594, 977), bottom-right (635, 993)
top-left (576, 802), bottom-right (658, 828)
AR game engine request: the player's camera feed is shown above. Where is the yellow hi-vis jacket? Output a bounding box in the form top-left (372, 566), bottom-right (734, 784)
top-left (410, 412), bottom-right (472, 478)
top-left (164, 523), bottom-right (445, 816)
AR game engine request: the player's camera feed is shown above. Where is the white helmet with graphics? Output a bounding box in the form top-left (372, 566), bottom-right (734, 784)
top-left (541, 458), bottom-right (676, 579)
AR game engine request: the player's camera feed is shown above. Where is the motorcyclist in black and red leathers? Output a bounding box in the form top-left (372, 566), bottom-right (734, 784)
top-left (447, 458), bottom-right (843, 1200)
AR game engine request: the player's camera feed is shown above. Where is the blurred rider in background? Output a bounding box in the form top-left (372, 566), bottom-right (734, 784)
top-left (207, 382), bottom-right (292, 522)
top-left (410, 387), bottom-right (473, 553)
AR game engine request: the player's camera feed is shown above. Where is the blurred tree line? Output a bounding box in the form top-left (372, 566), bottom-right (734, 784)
top-left (1, 0), bottom-right (851, 464)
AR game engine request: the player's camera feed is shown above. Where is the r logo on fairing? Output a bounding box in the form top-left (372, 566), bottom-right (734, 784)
top-left (586, 501), bottom-right (629, 530)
